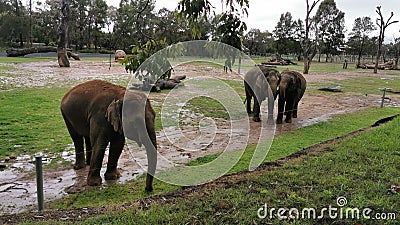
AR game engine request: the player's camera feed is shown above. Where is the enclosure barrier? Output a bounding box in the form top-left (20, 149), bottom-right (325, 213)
top-left (35, 156), bottom-right (44, 211)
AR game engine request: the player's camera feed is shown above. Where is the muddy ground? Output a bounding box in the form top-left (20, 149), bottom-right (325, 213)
top-left (0, 59), bottom-right (399, 216)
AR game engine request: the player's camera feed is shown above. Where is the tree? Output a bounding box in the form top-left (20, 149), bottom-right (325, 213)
top-left (315, 0), bottom-right (345, 62)
top-left (31, 1), bottom-right (59, 46)
top-left (177, 0), bottom-right (249, 50)
top-left (177, 0), bottom-right (249, 70)
top-left (113, 0), bottom-right (157, 50)
top-left (348, 17), bottom-right (376, 67)
top-left (0, 0), bottom-right (29, 47)
top-left (302, 0), bottom-right (320, 74)
top-left (374, 6), bottom-right (399, 73)
top-left (273, 12), bottom-right (301, 56)
top-left (88, 0), bottom-right (108, 49)
top-left (243, 29), bottom-right (274, 56)
top-left (57, 0), bottom-right (70, 67)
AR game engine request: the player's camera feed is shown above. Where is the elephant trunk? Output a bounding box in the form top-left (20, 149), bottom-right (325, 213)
top-left (279, 84), bottom-right (286, 100)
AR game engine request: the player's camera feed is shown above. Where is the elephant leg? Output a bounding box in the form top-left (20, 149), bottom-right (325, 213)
top-left (64, 122), bottom-right (86, 169)
top-left (72, 136), bottom-right (86, 170)
top-left (145, 129), bottom-right (157, 192)
top-left (244, 83), bottom-right (253, 114)
top-left (285, 97), bottom-right (295, 123)
top-left (252, 99), bottom-right (261, 122)
top-left (105, 136), bottom-right (124, 180)
top-left (145, 146), bottom-right (157, 192)
top-left (87, 135), bottom-right (107, 186)
top-left (293, 101), bottom-right (299, 118)
top-left (277, 98), bottom-right (285, 124)
top-left (84, 136), bottom-right (92, 166)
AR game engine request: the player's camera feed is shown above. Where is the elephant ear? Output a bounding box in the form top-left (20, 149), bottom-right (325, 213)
top-left (106, 99), bottom-right (123, 134)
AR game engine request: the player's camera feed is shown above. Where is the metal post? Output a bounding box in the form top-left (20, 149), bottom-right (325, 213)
top-left (35, 156), bottom-right (44, 211)
top-left (381, 88), bottom-right (387, 108)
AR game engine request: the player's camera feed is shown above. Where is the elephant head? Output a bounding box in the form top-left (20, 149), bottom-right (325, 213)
top-left (259, 66), bottom-right (281, 100)
top-left (106, 91), bottom-right (158, 191)
top-left (122, 91), bottom-right (157, 191)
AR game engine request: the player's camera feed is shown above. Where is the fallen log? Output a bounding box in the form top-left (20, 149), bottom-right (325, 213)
top-left (387, 89), bottom-right (400, 94)
top-left (357, 64), bottom-right (385, 70)
top-left (129, 75), bottom-right (186, 92)
top-left (6, 46), bottom-right (80, 60)
top-left (318, 86), bottom-right (343, 92)
top-left (261, 58), bottom-right (297, 66)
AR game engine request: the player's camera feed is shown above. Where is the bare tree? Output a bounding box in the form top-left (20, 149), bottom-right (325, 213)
top-left (374, 6), bottom-right (398, 73)
top-left (302, 0), bottom-right (320, 74)
top-left (57, 0), bottom-right (70, 67)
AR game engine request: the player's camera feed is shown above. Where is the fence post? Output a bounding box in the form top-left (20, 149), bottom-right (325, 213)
top-left (381, 88), bottom-right (388, 108)
top-left (35, 156), bottom-right (44, 211)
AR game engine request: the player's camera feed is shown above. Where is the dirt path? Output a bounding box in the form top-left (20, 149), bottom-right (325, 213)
top-left (0, 60), bottom-right (399, 215)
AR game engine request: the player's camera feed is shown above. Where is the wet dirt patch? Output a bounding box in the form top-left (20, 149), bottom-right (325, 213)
top-left (0, 60), bottom-right (399, 215)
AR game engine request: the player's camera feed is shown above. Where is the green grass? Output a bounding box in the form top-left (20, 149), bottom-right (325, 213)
top-left (0, 56), bottom-right (55, 63)
top-left (0, 88), bottom-right (70, 158)
top-left (313, 76), bottom-right (400, 95)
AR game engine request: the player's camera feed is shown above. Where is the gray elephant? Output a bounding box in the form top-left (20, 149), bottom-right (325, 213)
top-left (61, 80), bottom-right (157, 191)
top-left (244, 65), bottom-right (281, 122)
top-left (277, 70), bottom-right (306, 124)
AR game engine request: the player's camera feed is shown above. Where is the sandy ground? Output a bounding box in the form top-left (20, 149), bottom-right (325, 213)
top-left (0, 59), bottom-right (399, 215)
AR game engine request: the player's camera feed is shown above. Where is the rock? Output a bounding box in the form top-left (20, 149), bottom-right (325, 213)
top-left (114, 50), bottom-right (126, 61)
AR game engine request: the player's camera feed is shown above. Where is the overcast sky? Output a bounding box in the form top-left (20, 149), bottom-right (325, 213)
top-left (107, 0), bottom-right (400, 42)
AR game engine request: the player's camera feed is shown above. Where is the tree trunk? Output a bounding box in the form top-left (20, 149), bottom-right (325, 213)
top-left (57, 0), bottom-right (70, 67)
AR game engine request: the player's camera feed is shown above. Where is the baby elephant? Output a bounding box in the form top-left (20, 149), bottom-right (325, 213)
top-left (61, 80), bottom-right (157, 191)
top-left (277, 70), bottom-right (306, 124)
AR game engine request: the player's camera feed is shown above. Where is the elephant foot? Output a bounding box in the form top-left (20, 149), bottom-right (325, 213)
top-left (105, 169), bottom-right (121, 180)
top-left (253, 117), bottom-right (261, 122)
top-left (87, 175), bottom-right (102, 186)
top-left (145, 186), bottom-right (153, 192)
top-left (145, 174), bottom-right (154, 192)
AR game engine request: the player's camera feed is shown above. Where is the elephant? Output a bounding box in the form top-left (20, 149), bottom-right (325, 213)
top-left (244, 65), bottom-right (281, 122)
top-left (60, 80), bottom-right (157, 191)
top-left (276, 70), bottom-right (307, 124)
